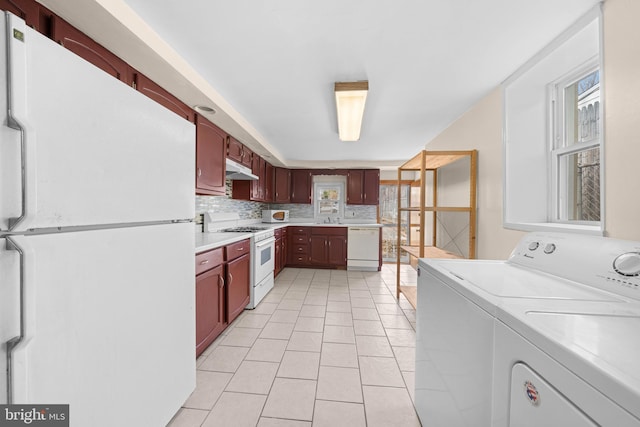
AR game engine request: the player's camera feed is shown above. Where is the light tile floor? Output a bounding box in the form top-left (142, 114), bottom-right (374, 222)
top-left (168, 264), bottom-right (420, 427)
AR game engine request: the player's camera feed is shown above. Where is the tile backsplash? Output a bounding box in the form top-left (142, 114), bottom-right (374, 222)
top-left (344, 205), bottom-right (378, 221)
top-left (196, 180), bottom-right (377, 222)
top-left (196, 180), bottom-right (266, 219)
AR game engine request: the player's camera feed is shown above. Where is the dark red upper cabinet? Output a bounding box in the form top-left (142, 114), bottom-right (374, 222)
top-left (241, 146), bottom-right (253, 168)
top-left (51, 16), bottom-right (133, 85)
top-left (265, 162), bottom-right (275, 203)
top-left (347, 170), bottom-right (364, 204)
top-left (290, 170), bottom-right (312, 204)
top-left (1, 0), bottom-right (49, 35)
top-left (133, 73), bottom-right (195, 122)
top-left (249, 155), bottom-right (262, 201)
top-left (363, 169), bottom-right (380, 205)
top-left (227, 136), bottom-right (243, 163)
top-left (196, 114), bottom-right (227, 196)
top-left (347, 169), bottom-right (380, 205)
top-left (274, 167), bottom-right (291, 203)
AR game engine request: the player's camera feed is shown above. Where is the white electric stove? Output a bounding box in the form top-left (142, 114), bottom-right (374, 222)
top-left (416, 232), bottom-right (640, 427)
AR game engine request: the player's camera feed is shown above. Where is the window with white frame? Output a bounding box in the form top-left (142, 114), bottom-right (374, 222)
top-left (551, 67), bottom-right (601, 222)
top-left (314, 180), bottom-right (345, 221)
top-left (503, 6), bottom-right (603, 234)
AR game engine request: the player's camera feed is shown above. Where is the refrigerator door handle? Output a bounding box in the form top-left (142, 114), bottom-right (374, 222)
top-left (5, 15), bottom-right (32, 232)
top-left (6, 107), bottom-right (27, 232)
top-left (5, 237), bottom-right (25, 404)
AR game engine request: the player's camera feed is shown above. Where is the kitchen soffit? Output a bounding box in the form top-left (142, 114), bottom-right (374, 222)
top-left (38, 0), bottom-right (601, 169)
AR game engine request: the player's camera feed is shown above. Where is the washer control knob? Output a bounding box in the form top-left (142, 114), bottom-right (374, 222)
top-left (528, 242), bottom-right (539, 251)
top-left (543, 243), bottom-right (556, 254)
top-left (613, 252), bottom-right (640, 277)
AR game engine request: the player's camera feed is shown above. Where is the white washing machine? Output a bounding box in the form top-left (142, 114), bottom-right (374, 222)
top-left (416, 232), bottom-right (640, 427)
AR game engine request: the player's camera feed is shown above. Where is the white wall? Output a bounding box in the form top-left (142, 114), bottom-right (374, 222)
top-left (422, 0), bottom-right (640, 258)
top-left (380, 170), bottom-right (398, 181)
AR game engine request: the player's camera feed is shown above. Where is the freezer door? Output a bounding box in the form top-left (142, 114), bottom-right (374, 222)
top-left (0, 237), bottom-right (20, 404)
top-left (0, 223), bottom-right (195, 426)
top-left (1, 15), bottom-right (194, 232)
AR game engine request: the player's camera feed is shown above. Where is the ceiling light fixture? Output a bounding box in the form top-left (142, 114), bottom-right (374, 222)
top-left (194, 105), bottom-right (217, 115)
top-left (334, 81), bottom-right (368, 141)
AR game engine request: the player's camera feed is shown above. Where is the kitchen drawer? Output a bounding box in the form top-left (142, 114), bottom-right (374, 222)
top-left (289, 226), bottom-right (310, 235)
top-left (312, 227), bottom-right (346, 236)
top-left (226, 239), bottom-right (250, 261)
top-left (291, 234), bottom-right (309, 244)
top-left (290, 254), bottom-right (309, 264)
top-left (195, 247), bottom-right (224, 276)
top-left (292, 244), bottom-right (308, 254)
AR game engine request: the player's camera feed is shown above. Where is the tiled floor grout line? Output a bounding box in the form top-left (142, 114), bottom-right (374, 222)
top-left (172, 265), bottom-right (420, 426)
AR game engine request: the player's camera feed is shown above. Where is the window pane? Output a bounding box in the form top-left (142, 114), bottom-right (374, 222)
top-left (379, 184), bottom-right (410, 263)
top-left (314, 181), bottom-right (345, 219)
top-left (318, 188), bottom-right (340, 200)
top-left (565, 70), bottom-right (600, 146)
top-left (318, 200), bottom-right (339, 214)
top-left (559, 148), bottom-right (600, 221)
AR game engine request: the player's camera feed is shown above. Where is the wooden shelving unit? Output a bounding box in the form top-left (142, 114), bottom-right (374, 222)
top-left (396, 150), bottom-right (477, 308)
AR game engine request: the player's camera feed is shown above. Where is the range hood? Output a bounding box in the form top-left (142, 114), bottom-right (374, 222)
top-left (225, 158), bottom-right (259, 180)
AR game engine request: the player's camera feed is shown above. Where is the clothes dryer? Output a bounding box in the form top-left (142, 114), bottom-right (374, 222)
top-left (416, 232), bottom-right (640, 426)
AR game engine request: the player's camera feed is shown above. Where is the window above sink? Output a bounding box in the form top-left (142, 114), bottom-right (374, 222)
top-left (314, 176), bottom-right (346, 223)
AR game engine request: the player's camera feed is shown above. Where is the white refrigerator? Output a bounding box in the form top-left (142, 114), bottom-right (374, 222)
top-left (1, 13), bottom-right (196, 426)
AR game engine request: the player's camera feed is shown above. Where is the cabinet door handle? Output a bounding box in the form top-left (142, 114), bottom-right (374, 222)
top-left (228, 273), bottom-right (233, 286)
top-left (219, 276), bottom-right (225, 288)
top-left (197, 168), bottom-right (202, 177)
top-left (237, 247), bottom-right (244, 251)
top-left (200, 259), bottom-right (209, 265)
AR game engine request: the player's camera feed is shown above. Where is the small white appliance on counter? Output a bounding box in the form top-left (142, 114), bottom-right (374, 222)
top-left (347, 226), bottom-right (381, 271)
top-left (262, 209), bottom-right (289, 223)
top-left (416, 232), bottom-right (640, 426)
top-left (1, 13), bottom-right (194, 427)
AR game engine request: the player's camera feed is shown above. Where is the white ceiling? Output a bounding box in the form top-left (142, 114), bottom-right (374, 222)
top-left (41, 0), bottom-right (600, 169)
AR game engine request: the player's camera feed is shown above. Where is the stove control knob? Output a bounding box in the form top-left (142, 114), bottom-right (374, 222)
top-left (543, 243), bottom-right (556, 254)
top-left (613, 252), bottom-right (640, 277)
top-left (528, 242), bottom-right (539, 251)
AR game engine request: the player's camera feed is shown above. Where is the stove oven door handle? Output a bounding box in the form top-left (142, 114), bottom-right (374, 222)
top-left (255, 237), bottom-right (276, 248)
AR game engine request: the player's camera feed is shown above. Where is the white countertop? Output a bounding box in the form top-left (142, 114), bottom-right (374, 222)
top-left (195, 232), bottom-right (253, 253)
top-left (285, 222), bottom-right (383, 228)
top-left (195, 222), bottom-right (382, 253)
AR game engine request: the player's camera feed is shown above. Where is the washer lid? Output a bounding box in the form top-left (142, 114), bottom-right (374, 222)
top-left (441, 260), bottom-right (623, 301)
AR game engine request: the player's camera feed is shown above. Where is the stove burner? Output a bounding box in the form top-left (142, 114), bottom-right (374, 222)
top-left (222, 226), bottom-right (270, 232)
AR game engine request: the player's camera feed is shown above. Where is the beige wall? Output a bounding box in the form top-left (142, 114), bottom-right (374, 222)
top-left (423, 0), bottom-right (640, 258)
top-left (423, 89), bottom-right (523, 259)
top-left (603, 0), bottom-right (640, 240)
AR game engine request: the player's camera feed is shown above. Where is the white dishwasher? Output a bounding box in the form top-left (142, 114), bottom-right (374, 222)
top-left (347, 227), bottom-right (380, 271)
